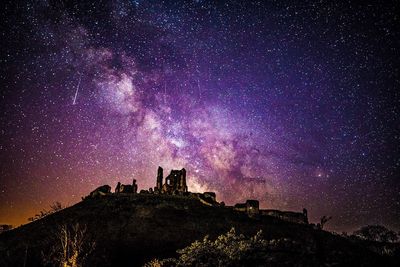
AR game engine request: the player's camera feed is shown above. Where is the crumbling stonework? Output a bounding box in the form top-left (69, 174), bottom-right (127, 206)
top-left (195, 192), bottom-right (218, 206)
top-left (203, 192), bottom-right (216, 202)
top-left (155, 167), bottom-right (188, 194)
top-left (156, 166), bottom-right (163, 193)
top-left (115, 179), bottom-right (137, 194)
top-left (89, 185), bottom-right (111, 198)
top-left (259, 209), bottom-right (308, 224)
top-left (115, 182), bottom-right (121, 193)
top-left (84, 167), bottom-right (309, 226)
top-left (233, 200), bottom-right (307, 223)
top-left (246, 200), bottom-right (260, 217)
top-left (132, 179), bottom-right (138, 193)
top-left (234, 200), bottom-right (259, 217)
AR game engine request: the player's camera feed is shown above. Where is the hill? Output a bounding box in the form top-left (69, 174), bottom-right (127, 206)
top-left (0, 193), bottom-right (398, 266)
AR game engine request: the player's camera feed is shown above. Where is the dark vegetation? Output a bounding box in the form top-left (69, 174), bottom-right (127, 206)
top-left (0, 194), bottom-right (399, 267)
top-left (145, 228), bottom-right (320, 267)
top-left (28, 202), bottom-right (64, 222)
top-left (352, 225), bottom-right (398, 243)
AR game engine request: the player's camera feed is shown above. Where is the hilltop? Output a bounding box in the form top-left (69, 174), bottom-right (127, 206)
top-left (1, 167), bottom-right (399, 266)
top-left (0, 193), bottom-right (398, 266)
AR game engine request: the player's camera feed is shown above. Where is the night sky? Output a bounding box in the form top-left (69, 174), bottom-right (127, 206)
top-left (1, 0), bottom-right (399, 232)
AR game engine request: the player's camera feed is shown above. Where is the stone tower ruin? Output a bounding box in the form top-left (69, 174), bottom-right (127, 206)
top-left (156, 166), bottom-right (163, 191)
top-left (155, 166), bottom-right (188, 194)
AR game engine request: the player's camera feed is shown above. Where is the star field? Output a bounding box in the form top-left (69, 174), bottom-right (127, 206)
top-left (0, 0), bottom-right (399, 232)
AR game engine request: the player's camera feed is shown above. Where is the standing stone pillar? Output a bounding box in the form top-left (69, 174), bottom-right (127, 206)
top-left (156, 166), bottom-right (163, 191)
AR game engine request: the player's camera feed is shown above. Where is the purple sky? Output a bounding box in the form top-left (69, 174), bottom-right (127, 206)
top-left (0, 0), bottom-right (399, 232)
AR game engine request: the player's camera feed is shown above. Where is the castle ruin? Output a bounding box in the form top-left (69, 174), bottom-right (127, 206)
top-left (86, 166), bottom-right (308, 225)
top-left (155, 166), bottom-right (188, 194)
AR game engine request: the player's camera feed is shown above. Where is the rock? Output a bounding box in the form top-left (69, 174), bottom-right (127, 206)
top-left (89, 185), bottom-right (111, 198)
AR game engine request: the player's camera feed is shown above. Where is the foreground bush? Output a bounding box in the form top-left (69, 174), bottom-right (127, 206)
top-left (353, 225), bottom-right (398, 243)
top-left (144, 228), bottom-right (307, 267)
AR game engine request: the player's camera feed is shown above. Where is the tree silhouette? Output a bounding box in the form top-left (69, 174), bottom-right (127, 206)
top-left (353, 225), bottom-right (398, 243)
top-left (42, 223), bottom-right (95, 267)
top-left (28, 202), bottom-right (64, 222)
top-left (317, 216), bottom-right (332, 230)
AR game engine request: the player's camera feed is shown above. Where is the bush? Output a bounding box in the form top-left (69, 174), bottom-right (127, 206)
top-left (144, 228), bottom-right (303, 267)
top-left (28, 202), bottom-right (64, 222)
top-left (353, 225), bottom-right (398, 243)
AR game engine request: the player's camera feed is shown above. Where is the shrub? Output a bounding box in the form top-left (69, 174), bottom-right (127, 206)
top-left (28, 202), bottom-right (64, 222)
top-left (144, 228), bottom-right (301, 267)
top-left (353, 225), bottom-right (398, 243)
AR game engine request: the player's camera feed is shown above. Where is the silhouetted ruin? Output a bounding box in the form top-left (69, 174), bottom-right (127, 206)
top-left (84, 167), bottom-right (308, 225)
top-left (115, 179), bottom-right (138, 194)
top-left (155, 167), bottom-right (188, 194)
top-left (89, 185), bottom-right (111, 197)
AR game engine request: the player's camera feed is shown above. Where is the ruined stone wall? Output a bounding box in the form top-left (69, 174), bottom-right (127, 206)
top-left (260, 209), bottom-right (307, 224)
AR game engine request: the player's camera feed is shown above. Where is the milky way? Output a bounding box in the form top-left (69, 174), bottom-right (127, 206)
top-left (1, 0), bottom-right (399, 232)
